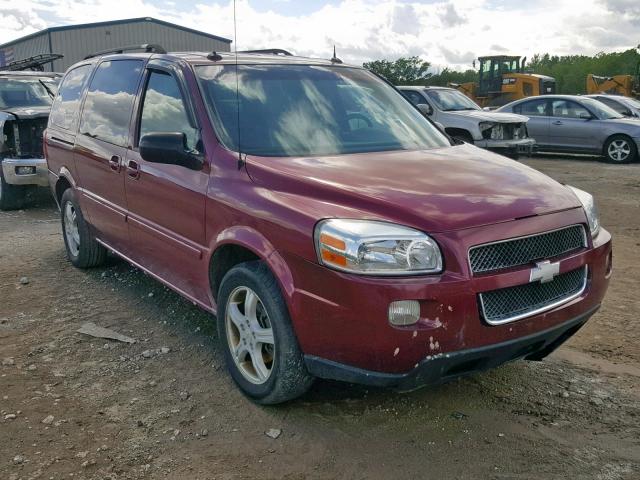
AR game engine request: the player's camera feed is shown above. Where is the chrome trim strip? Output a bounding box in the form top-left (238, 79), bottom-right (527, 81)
top-left (479, 266), bottom-right (588, 326)
top-left (468, 224), bottom-right (587, 274)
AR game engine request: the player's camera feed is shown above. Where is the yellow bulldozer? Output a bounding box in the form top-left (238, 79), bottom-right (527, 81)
top-left (586, 46), bottom-right (640, 98)
top-left (451, 55), bottom-right (556, 108)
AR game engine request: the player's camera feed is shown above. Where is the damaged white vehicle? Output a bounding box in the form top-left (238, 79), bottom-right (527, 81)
top-left (0, 71), bottom-right (60, 210)
top-left (399, 85), bottom-right (535, 158)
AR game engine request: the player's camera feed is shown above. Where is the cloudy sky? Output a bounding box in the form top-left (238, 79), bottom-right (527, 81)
top-left (0, 0), bottom-right (637, 70)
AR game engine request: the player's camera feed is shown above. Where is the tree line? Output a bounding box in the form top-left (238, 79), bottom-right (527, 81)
top-left (363, 48), bottom-right (640, 94)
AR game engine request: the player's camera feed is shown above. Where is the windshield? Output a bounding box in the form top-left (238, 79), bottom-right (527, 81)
top-left (195, 64), bottom-right (450, 157)
top-left (0, 78), bottom-right (53, 109)
top-left (425, 89), bottom-right (480, 111)
top-left (581, 97), bottom-right (622, 120)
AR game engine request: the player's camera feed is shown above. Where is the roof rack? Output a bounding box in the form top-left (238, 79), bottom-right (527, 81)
top-left (0, 53), bottom-right (63, 71)
top-left (240, 49), bottom-right (293, 56)
top-left (84, 44), bottom-right (166, 60)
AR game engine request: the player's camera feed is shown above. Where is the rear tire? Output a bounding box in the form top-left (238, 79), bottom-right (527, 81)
top-left (603, 135), bottom-right (637, 164)
top-left (217, 261), bottom-right (314, 404)
top-left (60, 189), bottom-right (106, 268)
top-left (0, 166), bottom-right (27, 211)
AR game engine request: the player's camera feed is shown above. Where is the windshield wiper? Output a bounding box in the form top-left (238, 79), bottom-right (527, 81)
top-left (39, 79), bottom-right (55, 98)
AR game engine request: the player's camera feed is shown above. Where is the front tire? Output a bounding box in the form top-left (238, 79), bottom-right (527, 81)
top-left (603, 135), bottom-right (637, 164)
top-left (217, 261), bottom-right (313, 404)
top-left (0, 166), bottom-right (27, 211)
top-left (60, 189), bottom-right (106, 268)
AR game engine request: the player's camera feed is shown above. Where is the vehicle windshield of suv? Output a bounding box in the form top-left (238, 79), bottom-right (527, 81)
top-left (0, 78), bottom-right (53, 109)
top-left (425, 89), bottom-right (481, 112)
top-left (581, 97), bottom-right (623, 120)
top-left (196, 64), bottom-right (450, 157)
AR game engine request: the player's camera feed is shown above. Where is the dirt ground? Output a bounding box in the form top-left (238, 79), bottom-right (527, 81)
top-left (1, 155), bottom-right (639, 480)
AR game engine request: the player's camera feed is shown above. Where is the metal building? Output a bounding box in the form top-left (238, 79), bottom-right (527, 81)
top-left (0, 17), bottom-right (232, 72)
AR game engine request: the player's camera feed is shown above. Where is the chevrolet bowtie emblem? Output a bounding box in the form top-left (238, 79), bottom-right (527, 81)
top-left (530, 260), bottom-right (560, 284)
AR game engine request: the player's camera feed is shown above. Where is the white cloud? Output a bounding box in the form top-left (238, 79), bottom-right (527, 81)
top-left (0, 0), bottom-right (637, 71)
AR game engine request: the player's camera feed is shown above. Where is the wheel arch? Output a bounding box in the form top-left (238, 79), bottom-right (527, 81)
top-left (54, 167), bottom-right (77, 206)
top-left (208, 226), bottom-right (296, 308)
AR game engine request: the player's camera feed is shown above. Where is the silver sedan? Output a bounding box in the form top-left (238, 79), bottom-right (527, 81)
top-left (498, 94), bottom-right (640, 163)
top-left (585, 94), bottom-right (640, 119)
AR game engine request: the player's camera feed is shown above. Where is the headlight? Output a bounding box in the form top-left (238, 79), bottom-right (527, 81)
top-left (478, 121), bottom-right (494, 132)
top-left (568, 186), bottom-right (600, 237)
top-left (314, 219), bottom-right (443, 275)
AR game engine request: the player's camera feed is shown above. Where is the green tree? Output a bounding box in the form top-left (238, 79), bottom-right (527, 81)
top-left (363, 56), bottom-right (432, 85)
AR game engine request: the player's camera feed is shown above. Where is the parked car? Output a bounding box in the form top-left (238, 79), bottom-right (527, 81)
top-left (45, 50), bottom-right (612, 404)
top-left (498, 94), bottom-right (640, 163)
top-left (585, 94), bottom-right (640, 119)
top-left (0, 71), bottom-right (61, 210)
top-left (398, 85), bottom-right (535, 158)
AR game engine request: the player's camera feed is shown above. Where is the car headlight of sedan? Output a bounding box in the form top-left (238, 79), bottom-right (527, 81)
top-left (314, 219), bottom-right (443, 275)
top-left (567, 186), bottom-right (600, 237)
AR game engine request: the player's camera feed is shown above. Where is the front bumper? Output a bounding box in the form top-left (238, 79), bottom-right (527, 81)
top-left (305, 305), bottom-right (597, 390)
top-left (475, 138), bottom-right (536, 155)
top-left (1, 157), bottom-right (48, 187)
top-left (285, 208), bottom-right (612, 380)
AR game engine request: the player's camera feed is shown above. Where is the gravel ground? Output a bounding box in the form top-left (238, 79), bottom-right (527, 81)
top-left (1, 155), bottom-right (639, 480)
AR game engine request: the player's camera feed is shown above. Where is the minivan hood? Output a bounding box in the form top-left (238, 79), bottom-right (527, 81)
top-left (447, 109), bottom-right (528, 123)
top-left (245, 144), bottom-right (581, 233)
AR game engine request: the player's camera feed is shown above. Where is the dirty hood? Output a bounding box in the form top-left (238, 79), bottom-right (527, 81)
top-left (448, 109), bottom-right (528, 123)
top-left (245, 144), bottom-right (582, 233)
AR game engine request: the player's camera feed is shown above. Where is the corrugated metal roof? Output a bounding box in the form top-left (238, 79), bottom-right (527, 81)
top-left (0, 17), bottom-right (232, 49)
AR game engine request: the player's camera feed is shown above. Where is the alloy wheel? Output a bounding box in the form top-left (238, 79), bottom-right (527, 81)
top-left (63, 202), bottom-right (81, 257)
top-left (225, 286), bottom-right (275, 385)
top-left (608, 139), bottom-right (631, 162)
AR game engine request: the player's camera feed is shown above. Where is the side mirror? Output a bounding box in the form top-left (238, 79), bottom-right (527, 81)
top-left (417, 103), bottom-right (433, 116)
top-left (578, 112), bottom-right (592, 120)
top-left (139, 132), bottom-right (203, 170)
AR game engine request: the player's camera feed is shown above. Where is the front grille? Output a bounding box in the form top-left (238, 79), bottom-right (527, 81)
top-left (481, 123), bottom-right (525, 140)
top-left (479, 266), bottom-right (587, 324)
top-left (2, 118), bottom-right (47, 158)
top-left (469, 225), bottom-right (586, 274)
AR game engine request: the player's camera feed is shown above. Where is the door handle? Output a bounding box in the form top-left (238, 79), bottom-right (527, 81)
top-left (552, 121), bottom-right (564, 125)
top-left (127, 160), bottom-right (140, 179)
top-left (109, 155), bottom-right (121, 172)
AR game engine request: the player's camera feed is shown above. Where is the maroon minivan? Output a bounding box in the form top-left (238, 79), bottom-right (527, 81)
top-left (45, 48), bottom-right (612, 404)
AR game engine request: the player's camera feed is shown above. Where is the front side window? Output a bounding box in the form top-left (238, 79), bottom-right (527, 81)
top-left (551, 100), bottom-right (591, 119)
top-left (402, 90), bottom-right (426, 106)
top-left (516, 99), bottom-right (548, 116)
top-left (79, 60), bottom-right (143, 147)
top-left (196, 64), bottom-right (450, 157)
top-left (594, 97), bottom-right (629, 115)
top-left (50, 65), bottom-right (92, 130)
top-left (425, 89), bottom-right (480, 111)
top-left (139, 71), bottom-right (198, 150)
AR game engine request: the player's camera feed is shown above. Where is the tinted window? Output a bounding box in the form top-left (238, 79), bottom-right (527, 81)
top-left (50, 65), bottom-right (92, 130)
top-left (516, 99), bottom-right (548, 116)
top-left (79, 60), bottom-right (142, 147)
top-left (196, 65), bottom-right (450, 157)
top-left (551, 100), bottom-right (590, 119)
top-left (402, 90), bottom-right (425, 105)
top-left (139, 71), bottom-right (198, 150)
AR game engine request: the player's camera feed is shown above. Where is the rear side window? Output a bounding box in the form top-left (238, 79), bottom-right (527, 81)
top-left (49, 64), bottom-right (92, 130)
top-left (79, 60), bottom-right (143, 147)
top-left (516, 99), bottom-right (548, 116)
top-left (138, 71), bottom-right (198, 150)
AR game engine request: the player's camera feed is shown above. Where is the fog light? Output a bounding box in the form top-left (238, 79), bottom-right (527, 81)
top-left (388, 300), bottom-right (420, 326)
top-left (16, 166), bottom-right (36, 175)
